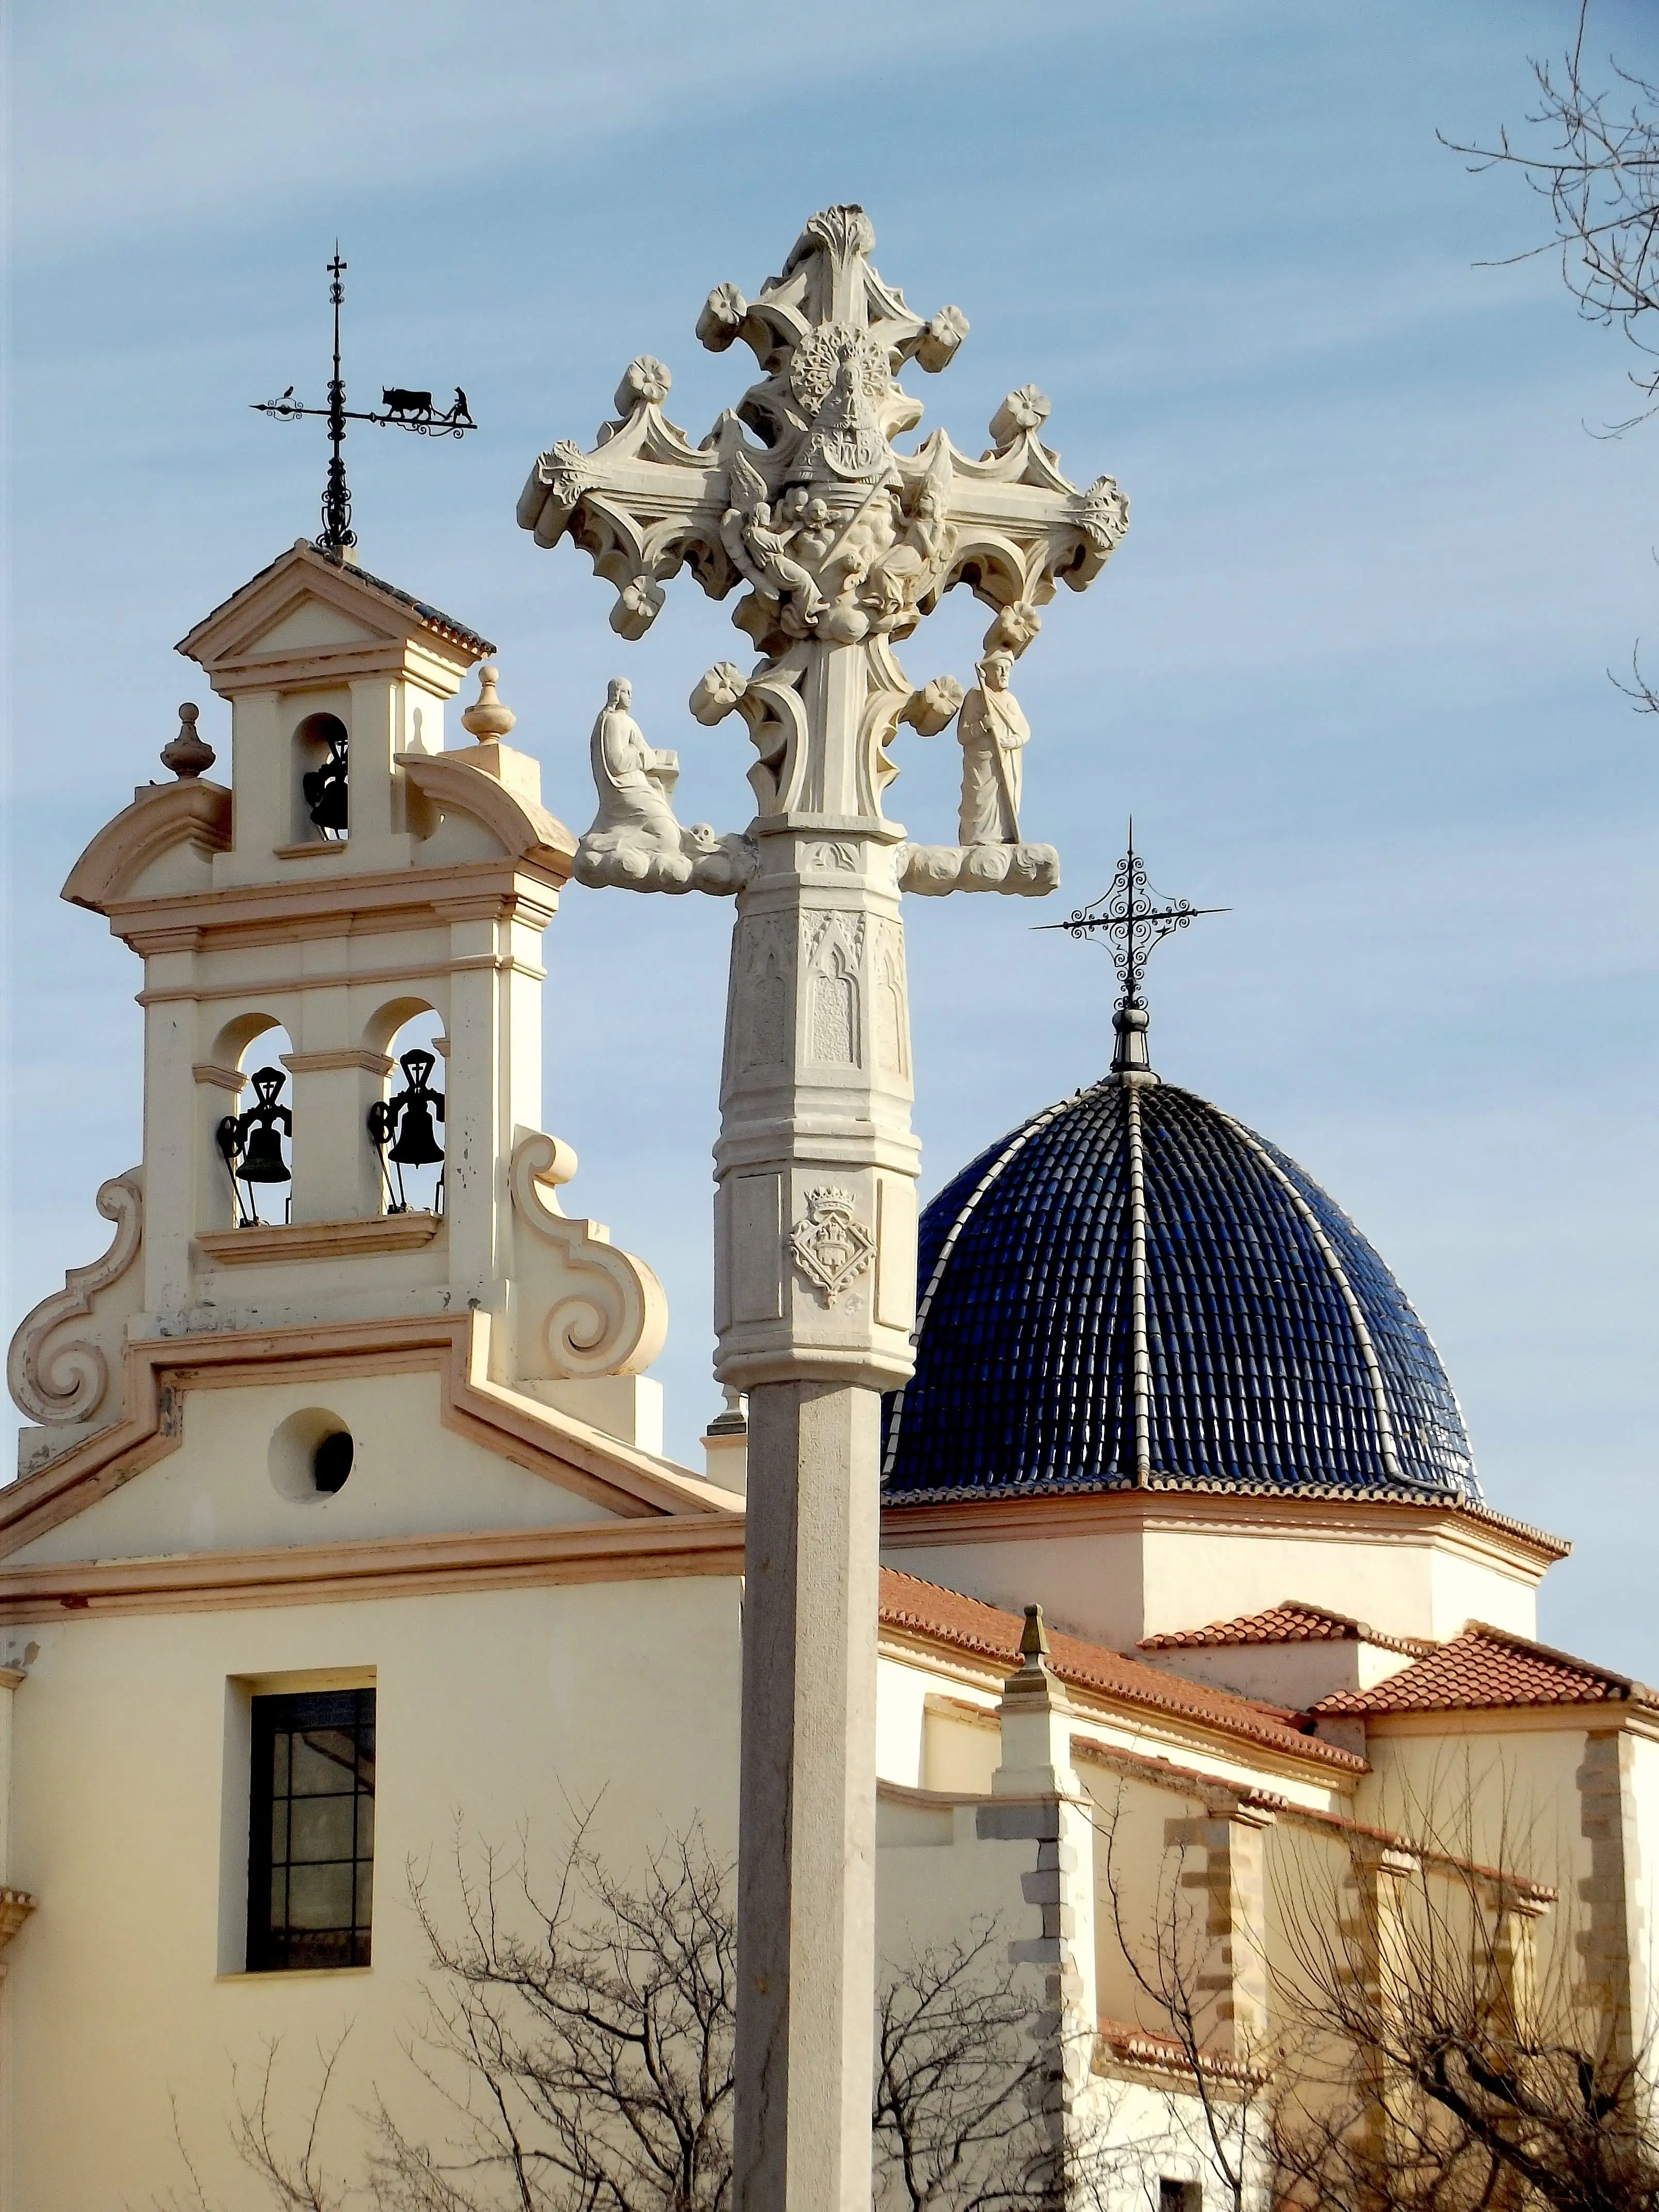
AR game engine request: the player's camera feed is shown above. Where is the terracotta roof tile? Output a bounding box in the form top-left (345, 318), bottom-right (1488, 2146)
top-left (877, 1569), bottom-right (1362, 1770)
top-left (1311, 1623), bottom-right (1654, 1717)
top-left (1095, 2016), bottom-right (1265, 2086)
top-left (178, 539), bottom-right (494, 661)
top-left (1140, 1600), bottom-right (1433, 1657)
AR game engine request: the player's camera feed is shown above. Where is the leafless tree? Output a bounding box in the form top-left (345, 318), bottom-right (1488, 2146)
top-left (1268, 1782), bottom-right (1659, 2212)
top-left (164, 1821), bottom-right (1057, 2212)
top-left (872, 1922), bottom-right (1056, 2211)
top-left (1443, 1), bottom-right (1659, 704)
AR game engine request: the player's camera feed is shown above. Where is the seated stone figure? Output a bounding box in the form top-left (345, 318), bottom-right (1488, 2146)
top-left (581, 676), bottom-right (686, 860)
top-left (576, 677), bottom-right (750, 894)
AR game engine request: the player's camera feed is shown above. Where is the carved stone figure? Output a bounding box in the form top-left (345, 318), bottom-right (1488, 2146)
top-left (583, 677), bottom-right (683, 853)
top-left (576, 678), bottom-right (752, 894)
top-left (956, 650), bottom-right (1031, 845)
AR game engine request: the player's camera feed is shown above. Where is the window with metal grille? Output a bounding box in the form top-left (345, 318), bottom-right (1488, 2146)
top-left (247, 1688), bottom-right (374, 1971)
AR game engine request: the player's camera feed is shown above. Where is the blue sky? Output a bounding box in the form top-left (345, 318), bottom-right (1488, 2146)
top-left (6, 2), bottom-right (1656, 1669)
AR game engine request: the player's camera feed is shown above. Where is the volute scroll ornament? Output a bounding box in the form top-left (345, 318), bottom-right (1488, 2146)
top-left (509, 1132), bottom-right (669, 1380)
top-left (7, 1169), bottom-right (144, 1428)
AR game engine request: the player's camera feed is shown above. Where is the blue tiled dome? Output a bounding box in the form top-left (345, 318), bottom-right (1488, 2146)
top-left (882, 1068), bottom-right (1477, 1504)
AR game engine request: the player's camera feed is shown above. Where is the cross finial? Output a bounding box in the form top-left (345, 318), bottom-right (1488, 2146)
top-left (1039, 824), bottom-right (1226, 1075)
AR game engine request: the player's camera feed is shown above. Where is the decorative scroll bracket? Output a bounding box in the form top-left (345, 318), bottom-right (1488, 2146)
top-left (508, 1131), bottom-right (668, 1379)
top-left (7, 1170), bottom-right (144, 1429)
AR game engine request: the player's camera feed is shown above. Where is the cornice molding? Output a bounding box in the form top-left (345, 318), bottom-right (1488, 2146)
top-left (0, 1516), bottom-right (743, 1624)
top-left (102, 856), bottom-right (566, 956)
top-left (882, 1485), bottom-right (1568, 1572)
top-left (195, 1215), bottom-right (442, 1266)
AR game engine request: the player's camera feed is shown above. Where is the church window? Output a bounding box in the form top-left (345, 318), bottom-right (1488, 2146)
top-left (1159, 2183), bottom-right (1200, 2211)
top-left (247, 1688), bottom-right (375, 1971)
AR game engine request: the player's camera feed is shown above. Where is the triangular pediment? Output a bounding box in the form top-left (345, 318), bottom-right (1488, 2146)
top-left (177, 541), bottom-right (493, 694)
top-left (246, 592), bottom-right (391, 655)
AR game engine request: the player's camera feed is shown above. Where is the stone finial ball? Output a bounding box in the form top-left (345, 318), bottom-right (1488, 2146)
top-left (160, 701), bottom-right (216, 779)
top-left (462, 663), bottom-right (516, 743)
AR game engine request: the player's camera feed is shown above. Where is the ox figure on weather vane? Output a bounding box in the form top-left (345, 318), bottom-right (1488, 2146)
top-left (253, 248), bottom-right (476, 556)
top-left (516, 203), bottom-right (1130, 2212)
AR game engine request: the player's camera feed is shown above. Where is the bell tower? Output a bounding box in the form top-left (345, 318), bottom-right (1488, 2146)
top-left (9, 542), bottom-right (676, 1472)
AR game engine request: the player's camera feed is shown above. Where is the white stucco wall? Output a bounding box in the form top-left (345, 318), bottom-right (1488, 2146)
top-left (9, 1370), bottom-right (611, 1569)
top-left (3, 1575), bottom-right (742, 2211)
top-left (885, 1510), bottom-right (1542, 1655)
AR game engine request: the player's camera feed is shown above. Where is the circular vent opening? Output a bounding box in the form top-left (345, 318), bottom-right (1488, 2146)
top-left (269, 1409), bottom-right (355, 1503)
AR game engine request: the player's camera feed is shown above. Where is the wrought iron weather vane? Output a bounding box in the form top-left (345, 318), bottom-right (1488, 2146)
top-left (252, 249), bottom-right (476, 555)
top-left (1042, 822), bottom-right (1227, 1015)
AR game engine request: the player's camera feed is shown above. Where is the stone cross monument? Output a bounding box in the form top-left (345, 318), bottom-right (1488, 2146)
top-left (517, 204), bottom-right (1128, 2212)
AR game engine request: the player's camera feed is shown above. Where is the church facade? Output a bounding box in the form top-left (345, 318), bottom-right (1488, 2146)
top-left (2, 536), bottom-right (1655, 2207)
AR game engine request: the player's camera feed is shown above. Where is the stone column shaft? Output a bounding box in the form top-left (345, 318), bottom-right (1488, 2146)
top-left (719, 646), bottom-right (920, 2212)
top-left (736, 1381), bottom-right (881, 2212)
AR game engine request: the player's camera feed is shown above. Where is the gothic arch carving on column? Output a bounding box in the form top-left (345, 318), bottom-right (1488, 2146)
top-left (7, 1170), bottom-right (144, 1427)
top-left (509, 1132), bottom-right (668, 1380)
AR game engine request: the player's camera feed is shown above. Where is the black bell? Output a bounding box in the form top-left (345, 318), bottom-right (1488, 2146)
top-left (302, 733), bottom-right (349, 836)
top-left (386, 1048), bottom-right (445, 1166)
top-left (388, 1098), bottom-right (444, 1166)
top-left (240, 1127), bottom-right (291, 1182)
top-left (237, 1067), bottom-right (292, 1183)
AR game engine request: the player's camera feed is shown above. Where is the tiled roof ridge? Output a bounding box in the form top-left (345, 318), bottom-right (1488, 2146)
top-left (1309, 1620), bottom-right (1655, 1717)
top-left (180, 539), bottom-right (495, 660)
top-left (1094, 2016), bottom-right (1265, 2086)
top-left (881, 1476), bottom-right (1569, 1556)
top-left (876, 1567), bottom-right (1365, 1771)
top-left (1140, 1598), bottom-right (1436, 1658)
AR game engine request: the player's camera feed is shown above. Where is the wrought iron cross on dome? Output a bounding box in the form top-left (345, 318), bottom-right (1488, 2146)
top-left (1040, 824), bottom-right (1227, 1009)
top-left (253, 250), bottom-right (476, 556)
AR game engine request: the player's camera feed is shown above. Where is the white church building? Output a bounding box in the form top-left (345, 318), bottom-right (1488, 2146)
top-left (3, 229), bottom-right (1656, 2210)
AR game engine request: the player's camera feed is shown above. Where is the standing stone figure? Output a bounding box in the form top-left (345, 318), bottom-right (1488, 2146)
top-left (956, 649), bottom-right (1030, 845)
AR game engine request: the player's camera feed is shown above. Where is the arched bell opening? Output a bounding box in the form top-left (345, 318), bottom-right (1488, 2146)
top-left (294, 711), bottom-right (349, 843)
top-left (366, 1005), bottom-right (446, 1218)
top-left (213, 1020), bottom-right (295, 1227)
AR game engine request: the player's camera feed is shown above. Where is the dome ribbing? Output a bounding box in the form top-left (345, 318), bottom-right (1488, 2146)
top-left (882, 1075), bottom-right (1477, 1504)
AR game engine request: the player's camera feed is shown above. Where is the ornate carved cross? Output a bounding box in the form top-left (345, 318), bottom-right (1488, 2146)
top-left (518, 201), bottom-right (1126, 885)
top-left (517, 204), bottom-right (1128, 2212)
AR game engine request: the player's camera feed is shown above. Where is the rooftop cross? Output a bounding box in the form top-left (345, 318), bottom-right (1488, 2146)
top-left (1042, 822), bottom-right (1227, 1005)
top-left (253, 249), bottom-right (476, 557)
top-left (1040, 824), bottom-right (1227, 1079)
